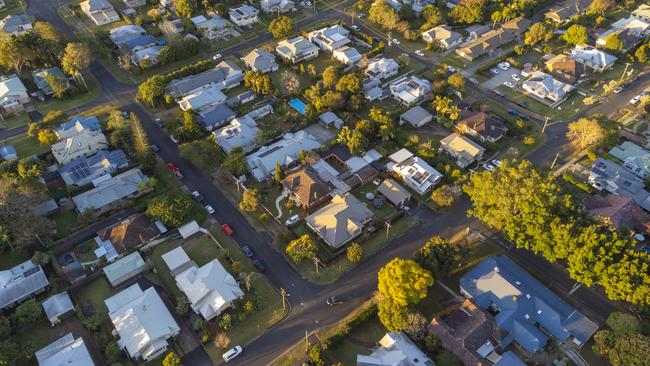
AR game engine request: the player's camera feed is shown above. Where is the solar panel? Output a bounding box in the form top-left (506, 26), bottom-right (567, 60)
top-left (23, 267), bottom-right (40, 277)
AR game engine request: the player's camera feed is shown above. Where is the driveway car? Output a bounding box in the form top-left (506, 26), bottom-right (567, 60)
top-left (511, 74), bottom-right (521, 82)
top-left (285, 214), bottom-right (300, 226)
top-left (414, 50), bottom-right (424, 56)
top-left (482, 163), bottom-right (495, 171)
top-left (192, 191), bottom-right (204, 202)
top-left (222, 224), bottom-right (234, 235)
top-left (503, 81), bottom-right (515, 88)
top-left (630, 95), bottom-right (642, 105)
top-left (391, 38), bottom-right (400, 45)
top-left (490, 68), bottom-right (501, 74)
top-left (223, 346), bottom-right (242, 363)
top-left (351, 25), bottom-right (359, 31)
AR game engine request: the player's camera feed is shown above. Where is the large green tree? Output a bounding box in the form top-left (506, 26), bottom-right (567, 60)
top-left (563, 24), bottom-right (589, 45)
top-left (61, 42), bottom-right (93, 88)
top-left (137, 75), bottom-right (166, 109)
top-left (268, 16), bottom-right (294, 39)
top-left (286, 234), bottom-right (317, 263)
top-left (244, 70), bottom-right (273, 95)
top-left (146, 193), bottom-right (200, 227)
top-left (378, 258), bottom-right (433, 307)
top-left (448, 0), bottom-right (485, 24)
top-left (524, 22), bottom-right (553, 46)
top-left (413, 236), bottom-right (457, 280)
top-left (593, 312), bottom-right (650, 366)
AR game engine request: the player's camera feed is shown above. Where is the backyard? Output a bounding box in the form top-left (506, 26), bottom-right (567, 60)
top-left (1, 133), bottom-right (50, 158)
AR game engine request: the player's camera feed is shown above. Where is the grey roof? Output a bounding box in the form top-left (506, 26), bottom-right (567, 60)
top-left (42, 292), bottom-right (75, 325)
top-left (166, 60), bottom-right (243, 98)
top-left (0, 260), bottom-right (49, 310)
top-left (0, 145), bottom-right (17, 160)
top-left (589, 158), bottom-right (650, 210)
top-left (103, 251), bottom-right (145, 286)
top-left (197, 103), bottom-right (236, 130)
top-left (0, 14), bottom-right (31, 33)
top-left (32, 67), bottom-right (69, 94)
top-left (72, 168), bottom-right (148, 213)
top-left (213, 116), bottom-right (258, 154)
top-left (31, 198), bottom-right (59, 216)
top-left (460, 256), bottom-right (599, 353)
top-left (377, 179), bottom-right (411, 206)
top-left (242, 48), bottom-right (278, 72)
top-left (58, 149), bottom-right (129, 186)
top-left (246, 130), bottom-right (322, 181)
top-left (400, 106), bottom-right (432, 126)
top-left (319, 112), bottom-right (344, 129)
top-left (494, 351), bottom-right (527, 366)
top-left (35, 333), bottom-right (95, 366)
top-left (305, 194), bottom-right (373, 248)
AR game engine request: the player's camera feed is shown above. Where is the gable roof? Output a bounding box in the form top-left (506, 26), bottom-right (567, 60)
top-left (58, 149), bottom-right (128, 186)
top-left (401, 106), bottom-right (432, 127)
top-left (41, 292), bottom-right (75, 326)
top-left (305, 194), bottom-right (373, 248)
top-left (55, 116), bottom-right (101, 139)
top-left (0, 14), bottom-right (31, 33)
top-left (377, 179), bottom-right (411, 206)
top-left (242, 48), bottom-right (278, 72)
top-left (97, 213), bottom-right (160, 253)
top-left (166, 61), bottom-right (243, 98)
top-left (52, 129), bottom-right (109, 165)
top-left (71, 168), bottom-right (148, 213)
top-left (422, 25), bottom-right (462, 44)
top-left (0, 145), bottom-right (17, 160)
top-left (35, 333), bottom-right (95, 366)
top-left (103, 251), bottom-right (146, 285)
top-left (357, 332), bottom-right (434, 366)
top-left (32, 67), bottom-right (68, 94)
top-left (0, 74), bottom-right (27, 98)
top-left (281, 165), bottom-right (334, 207)
top-left (0, 260), bottom-right (49, 310)
top-left (584, 194), bottom-right (650, 233)
top-left (162, 246), bottom-right (194, 276)
top-left (440, 133), bottom-right (485, 158)
top-left (246, 130), bottom-right (322, 181)
top-left (457, 110), bottom-right (508, 140)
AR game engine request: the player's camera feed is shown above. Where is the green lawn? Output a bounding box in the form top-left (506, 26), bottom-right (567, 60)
top-left (72, 276), bottom-right (114, 318)
top-left (270, 65), bottom-right (312, 97)
top-left (497, 85), bottom-right (586, 121)
top-left (1, 133), bottom-right (50, 158)
top-left (325, 314), bottom-right (387, 365)
top-left (438, 52), bottom-right (470, 70)
top-left (0, 248), bottom-right (30, 269)
top-left (34, 75), bottom-right (101, 115)
top-left (73, 239), bottom-right (98, 263)
top-left (53, 208), bottom-right (81, 239)
top-left (0, 0), bottom-right (26, 17)
top-left (0, 113), bottom-right (30, 130)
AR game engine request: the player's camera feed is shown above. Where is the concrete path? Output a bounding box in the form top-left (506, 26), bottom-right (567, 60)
top-left (275, 193), bottom-right (286, 219)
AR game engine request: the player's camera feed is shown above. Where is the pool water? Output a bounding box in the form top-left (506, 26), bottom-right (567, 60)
top-left (288, 98), bottom-right (307, 115)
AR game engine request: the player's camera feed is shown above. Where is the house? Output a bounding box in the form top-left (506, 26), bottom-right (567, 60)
top-left (275, 37), bottom-right (320, 64)
top-left (213, 115), bottom-right (258, 154)
top-left (632, 4), bottom-right (650, 22)
top-left (54, 116), bottom-right (102, 139)
top-left (389, 75), bottom-right (432, 106)
top-left (421, 25), bottom-right (462, 49)
top-left (439, 133), bottom-right (485, 168)
top-left (163, 247), bottom-right (244, 320)
top-left (456, 110), bottom-right (508, 143)
top-left (196, 103), bottom-right (236, 131)
top-left (318, 145), bottom-right (382, 190)
top-left (105, 284), bottom-right (180, 361)
top-left (226, 90), bottom-right (256, 108)
top-left (191, 13), bottom-right (230, 40)
top-left (365, 57), bottom-right (399, 80)
top-left (80, 0), bottom-right (120, 26)
top-left (122, 0), bottom-right (146, 7)
top-left (609, 141), bottom-right (650, 179)
top-left (260, 0), bottom-right (295, 13)
top-left (242, 48), bottom-right (279, 73)
top-left (58, 149), bottom-right (129, 187)
top-left (568, 45), bottom-right (617, 72)
top-left (0, 74), bottom-right (29, 114)
top-left (465, 24), bottom-right (490, 40)
top-left (71, 168), bottom-right (150, 214)
top-left (246, 130), bottom-right (322, 181)
top-left (178, 84), bottom-right (227, 111)
top-left (357, 332), bottom-right (434, 366)
top-left (132, 44), bottom-right (164, 66)
top-left (521, 71), bottom-right (575, 105)
top-left (584, 194), bottom-right (650, 234)
top-left (460, 256), bottom-right (599, 352)
top-left (456, 17), bottom-right (530, 61)
top-left (109, 24), bottom-right (147, 47)
top-left (0, 14), bottom-right (32, 35)
top-left (35, 333), bottom-right (95, 366)
top-left (103, 252), bottom-right (146, 287)
top-left (588, 158), bottom-right (650, 212)
top-left (166, 60), bottom-right (243, 99)
top-left (32, 67), bottom-right (70, 96)
top-left (308, 25), bottom-right (351, 52)
top-left (52, 129), bottom-right (109, 165)
top-left (228, 5), bottom-right (259, 26)
top-left (96, 213), bottom-right (161, 254)
top-left (545, 0), bottom-right (592, 23)
top-left (399, 105), bottom-right (432, 127)
top-left (332, 46), bottom-right (362, 65)
top-left (0, 1), bottom-right (4, 9)
top-left (281, 165), bottom-right (334, 211)
top-left (596, 28), bottom-right (644, 52)
top-left (387, 148), bottom-right (442, 195)
top-left (610, 16), bottom-right (650, 37)
top-left (0, 145), bottom-right (17, 161)
top-left (319, 111), bottom-right (344, 130)
top-left (42, 292), bottom-right (75, 326)
top-left (160, 18), bottom-right (184, 36)
top-left (306, 194), bottom-right (373, 249)
top-left (377, 179), bottom-right (411, 207)
top-left (544, 54), bottom-right (589, 84)
top-left (0, 260), bottom-right (49, 310)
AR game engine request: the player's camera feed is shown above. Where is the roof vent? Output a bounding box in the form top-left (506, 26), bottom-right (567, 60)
top-left (515, 281), bottom-right (521, 285)
top-left (537, 310), bottom-right (543, 314)
top-left (494, 266), bottom-right (499, 273)
top-left (525, 314), bottom-right (530, 319)
top-left (526, 293), bottom-right (531, 299)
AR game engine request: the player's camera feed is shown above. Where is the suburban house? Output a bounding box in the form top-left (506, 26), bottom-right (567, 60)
top-left (596, 27), bottom-right (645, 51)
top-left (439, 133), bottom-right (485, 168)
top-left (365, 57), bottom-right (399, 80)
top-left (32, 67), bottom-right (70, 97)
top-left (242, 48), bottom-right (279, 73)
top-left (80, 0), bottom-right (120, 26)
top-left (35, 333), bottom-right (95, 366)
top-left (377, 179), bottom-right (411, 207)
top-left (364, 78), bottom-right (384, 101)
top-left (544, 54), bottom-right (589, 84)
top-left (568, 45), bottom-right (617, 72)
top-left (109, 25), bottom-right (165, 65)
top-left (608, 16), bottom-right (650, 37)
top-left (387, 148), bottom-right (443, 195)
top-left (456, 110), bottom-right (508, 143)
top-left (521, 71), bottom-right (575, 106)
top-left (589, 158), bottom-right (650, 212)
top-left (260, 0), bottom-right (295, 13)
top-left (609, 141), bottom-right (650, 179)
top-left (0, 14), bottom-right (33, 35)
top-left (399, 105), bottom-right (433, 127)
top-left (0, 145), bottom-right (17, 161)
top-left (318, 111), bottom-right (344, 130)
top-left (160, 18), bottom-right (184, 36)
top-left (105, 284), bottom-right (180, 361)
top-left (584, 194), bottom-right (650, 234)
top-left (0, 74), bottom-right (29, 115)
top-left (0, 260), bottom-right (49, 310)
top-left (275, 37), bottom-right (320, 64)
top-left (197, 103), bottom-right (236, 131)
top-left (332, 46), bottom-right (362, 65)
top-left (389, 75), bottom-right (432, 106)
top-left (213, 115), bottom-right (259, 154)
top-left (162, 247), bottom-right (244, 320)
top-left (226, 90), bottom-right (256, 108)
top-left (281, 165), bottom-right (335, 211)
top-left (305, 194), bottom-right (374, 249)
top-left (51, 129), bottom-right (109, 165)
top-left (110, 25), bottom-right (147, 46)
top-left (71, 168), bottom-right (150, 214)
top-left (103, 252), bottom-right (146, 287)
top-left (465, 24), bottom-right (490, 40)
top-left (166, 60), bottom-right (243, 99)
top-left (357, 332), bottom-right (434, 366)
top-left (421, 25), bottom-right (463, 49)
top-left (544, 0), bottom-right (591, 23)
top-left (58, 149), bottom-right (128, 187)
top-left (96, 213), bottom-right (162, 254)
top-left (308, 25), bottom-right (351, 52)
top-left (178, 84), bottom-right (227, 111)
top-left (122, 0), bottom-right (146, 7)
top-left (54, 116), bottom-right (101, 139)
top-left (456, 17), bottom-right (530, 61)
top-left (246, 130), bottom-right (322, 181)
top-left (42, 292), bottom-right (75, 326)
top-left (316, 144), bottom-right (382, 190)
top-left (460, 256), bottom-right (598, 352)
top-left (633, 4), bottom-right (650, 22)
top-left (191, 13), bottom-right (230, 40)
top-left (228, 4), bottom-right (259, 26)
top-left (0, 1), bottom-right (4, 8)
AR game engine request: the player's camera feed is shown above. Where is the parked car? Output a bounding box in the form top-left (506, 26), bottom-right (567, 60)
top-left (121, 110), bottom-right (129, 118)
top-left (447, 65), bottom-right (456, 73)
top-left (613, 86), bottom-right (623, 94)
top-left (490, 67), bottom-right (501, 74)
top-left (351, 25), bottom-right (360, 31)
top-left (192, 191), bottom-right (204, 202)
top-left (253, 259), bottom-right (266, 272)
top-left (630, 95), bottom-right (642, 105)
top-left (222, 223), bottom-right (234, 235)
top-left (285, 214), bottom-right (300, 226)
top-left (326, 296), bottom-right (343, 306)
top-left (497, 61), bottom-right (510, 70)
top-left (213, 53), bottom-right (222, 61)
top-left (204, 205), bottom-right (215, 214)
top-left (222, 346), bottom-right (243, 363)
top-left (491, 159), bottom-right (502, 167)
top-left (154, 118), bottom-right (163, 127)
top-left (494, 89), bottom-right (505, 97)
top-left (151, 144), bottom-right (160, 153)
top-left (391, 38), bottom-right (400, 45)
top-left (482, 163), bottom-right (495, 171)
top-left (511, 74), bottom-right (521, 82)
top-left (414, 50), bottom-right (424, 56)
top-left (242, 245), bottom-right (254, 258)
top-left (166, 163), bottom-right (183, 179)
top-left (503, 81), bottom-right (515, 88)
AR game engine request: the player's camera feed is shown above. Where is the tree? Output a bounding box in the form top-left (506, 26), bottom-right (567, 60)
top-left (268, 16), bottom-right (294, 39)
top-left (421, 5), bottom-right (443, 29)
top-left (447, 73), bottom-right (464, 91)
top-left (377, 294), bottom-right (408, 331)
top-left (322, 65), bottom-right (340, 89)
top-left (524, 22), bottom-right (553, 46)
top-left (0, 340), bottom-right (18, 366)
top-left (146, 193), bottom-right (199, 227)
top-left (430, 185), bottom-right (456, 208)
top-left (240, 188), bottom-right (259, 212)
top-left (378, 258), bottom-right (433, 307)
top-left (104, 341), bottom-right (121, 363)
top-left (563, 24), bottom-right (589, 45)
top-left (61, 42), bottom-right (92, 88)
top-left (162, 351), bottom-right (181, 366)
top-left (179, 110), bottom-right (203, 140)
top-left (636, 44), bottom-right (649, 63)
top-left (398, 4), bottom-right (415, 20)
top-left (606, 312), bottom-right (641, 336)
top-left (285, 234), bottom-right (317, 263)
top-left (369, 0), bottom-right (401, 30)
top-left (0, 190), bottom-right (54, 248)
top-left (566, 118), bottom-right (604, 150)
top-left (588, 0), bottom-right (614, 14)
top-left (174, 0), bottom-right (197, 18)
top-left (0, 31), bottom-right (31, 74)
top-left (273, 161), bottom-right (283, 184)
top-left (413, 236), bottom-right (457, 279)
top-left (0, 316), bottom-right (11, 338)
top-left (593, 312), bottom-right (650, 366)
top-left (335, 73), bottom-right (362, 94)
top-left (346, 242), bottom-right (363, 263)
top-left (130, 113), bottom-right (156, 173)
top-left (448, 0), bottom-right (485, 24)
top-left (222, 147), bottom-right (248, 177)
top-left (337, 126), bottom-right (367, 155)
top-left (36, 128), bottom-right (57, 145)
top-left (27, 123), bottom-right (40, 138)
top-left (309, 345), bottom-right (325, 366)
top-left (244, 70), bottom-right (273, 95)
top-left (436, 351), bottom-right (463, 366)
top-left (137, 75), bottom-right (166, 109)
top-left (175, 295), bottom-right (190, 315)
top-left (15, 299), bottom-right (42, 326)
top-left (44, 73), bottom-right (68, 99)
top-left (604, 34), bottom-right (624, 53)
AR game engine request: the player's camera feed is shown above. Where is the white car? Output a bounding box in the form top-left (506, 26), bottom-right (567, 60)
top-left (630, 95), bottom-right (642, 105)
top-left (213, 53), bottom-right (222, 61)
top-left (491, 159), bottom-right (502, 167)
top-left (490, 67), bottom-right (501, 74)
top-left (613, 86), bottom-right (623, 94)
top-left (447, 65), bottom-right (456, 73)
top-left (204, 205), bottom-right (215, 214)
top-left (351, 25), bottom-right (360, 31)
top-left (414, 50), bottom-right (424, 56)
top-left (511, 74), bottom-right (521, 82)
top-left (285, 214), bottom-right (301, 226)
top-left (482, 163), bottom-right (495, 171)
top-left (223, 346), bottom-right (243, 363)
top-left (504, 81), bottom-right (515, 88)
top-left (391, 38), bottom-right (400, 45)
top-left (497, 61), bottom-right (511, 70)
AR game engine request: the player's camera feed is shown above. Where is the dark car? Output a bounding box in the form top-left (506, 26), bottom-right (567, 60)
top-left (253, 259), bottom-right (265, 272)
top-left (151, 144), bottom-right (160, 153)
top-left (154, 118), bottom-right (164, 127)
top-left (242, 245), bottom-right (254, 258)
top-left (326, 296), bottom-right (342, 306)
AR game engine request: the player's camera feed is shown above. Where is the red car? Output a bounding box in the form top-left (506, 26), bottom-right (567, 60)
top-left (221, 224), bottom-right (234, 236)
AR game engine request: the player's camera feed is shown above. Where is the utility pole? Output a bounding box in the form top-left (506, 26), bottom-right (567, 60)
top-left (550, 152), bottom-right (560, 171)
top-left (313, 257), bottom-right (321, 274)
top-left (385, 222), bottom-right (392, 238)
top-left (541, 117), bottom-right (550, 134)
top-left (305, 331), bottom-right (309, 351)
top-left (620, 62), bottom-right (631, 83)
top-left (351, 10), bottom-right (355, 25)
top-left (280, 288), bottom-right (287, 310)
top-left (388, 31), bottom-right (392, 46)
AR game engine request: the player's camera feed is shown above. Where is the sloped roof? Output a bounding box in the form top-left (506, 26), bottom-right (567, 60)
top-left (51, 129), bottom-right (109, 165)
top-left (71, 168), bottom-right (148, 213)
top-left (281, 165), bottom-right (334, 207)
top-left (242, 48), bottom-right (278, 72)
top-left (305, 194), bottom-right (373, 248)
top-left (167, 60), bottom-right (242, 98)
top-left (97, 213), bottom-right (160, 253)
top-left (584, 194), bottom-right (650, 233)
top-left (55, 116), bottom-right (101, 139)
top-left (457, 110), bottom-right (508, 140)
top-left (42, 292), bottom-right (74, 325)
top-left (35, 333), bottom-right (95, 366)
top-left (377, 179), bottom-right (411, 206)
top-left (32, 67), bottom-right (68, 94)
top-left (440, 133), bottom-right (485, 158)
top-left (400, 106), bottom-right (432, 126)
top-left (0, 260), bottom-right (49, 310)
top-left (103, 251), bottom-right (146, 284)
top-left (0, 14), bottom-right (31, 33)
top-left (58, 149), bottom-right (128, 186)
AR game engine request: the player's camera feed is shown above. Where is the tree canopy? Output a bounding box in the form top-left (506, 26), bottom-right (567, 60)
top-left (566, 118), bottom-right (605, 151)
top-left (269, 16), bottom-right (294, 39)
top-left (563, 24), bottom-right (589, 45)
top-left (146, 193), bottom-right (201, 227)
top-left (286, 234), bottom-right (317, 263)
top-left (413, 236), bottom-right (457, 280)
top-left (378, 258), bottom-right (433, 307)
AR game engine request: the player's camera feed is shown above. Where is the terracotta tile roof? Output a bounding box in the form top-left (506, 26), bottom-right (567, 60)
top-left (457, 110), bottom-right (508, 141)
top-left (584, 194), bottom-right (650, 233)
top-left (281, 165), bottom-right (334, 208)
top-left (97, 214), bottom-right (160, 253)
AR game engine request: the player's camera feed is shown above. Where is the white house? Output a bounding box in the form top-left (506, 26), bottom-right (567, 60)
top-left (102, 252), bottom-right (146, 287)
top-left (389, 75), bottom-right (432, 106)
top-left (178, 84), bottom-right (227, 111)
top-left (35, 333), bottom-right (95, 366)
top-left (242, 48), bottom-right (279, 73)
top-left (308, 25), bottom-right (351, 52)
top-left (332, 46), bottom-right (362, 65)
top-left (51, 129), bottom-right (109, 165)
top-left (399, 105), bottom-right (433, 127)
top-left (357, 332), bottom-right (434, 366)
top-left (191, 14), bottom-right (230, 40)
top-left (0, 14), bottom-right (32, 35)
top-left (610, 16), bottom-right (650, 36)
top-left (122, 0), bottom-right (146, 8)
top-left (71, 168), bottom-right (149, 214)
top-left (421, 25), bottom-right (463, 49)
top-left (568, 45), bottom-right (617, 72)
top-left (213, 115), bottom-right (259, 154)
top-left (365, 58), bottom-right (399, 80)
top-left (275, 37), bottom-right (319, 64)
top-left (80, 0), bottom-right (120, 26)
top-left (0, 1), bottom-right (5, 9)
top-left (0, 74), bottom-right (29, 115)
top-left (632, 4), bottom-right (650, 22)
top-left (260, 0), bottom-right (295, 13)
top-left (522, 70), bottom-right (575, 105)
top-left (305, 194), bottom-right (374, 248)
top-left (105, 284), bottom-right (180, 361)
top-left (228, 5), bottom-right (259, 26)
top-left (387, 148), bottom-right (442, 195)
top-left (439, 133), bottom-right (485, 168)
top-left (246, 130), bottom-right (321, 181)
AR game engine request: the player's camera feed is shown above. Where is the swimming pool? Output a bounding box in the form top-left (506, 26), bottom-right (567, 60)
top-left (288, 98), bottom-right (307, 116)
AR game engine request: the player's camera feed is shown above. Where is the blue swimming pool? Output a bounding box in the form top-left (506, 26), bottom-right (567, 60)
top-left (288, 98), bottom-right (307, 115)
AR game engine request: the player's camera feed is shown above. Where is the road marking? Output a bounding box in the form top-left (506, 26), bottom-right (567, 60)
top-left (569, 283), bottom-right (582, 295)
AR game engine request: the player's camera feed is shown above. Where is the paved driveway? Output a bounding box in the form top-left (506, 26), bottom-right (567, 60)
top-left (482, 67), bottom-right (522, 90)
